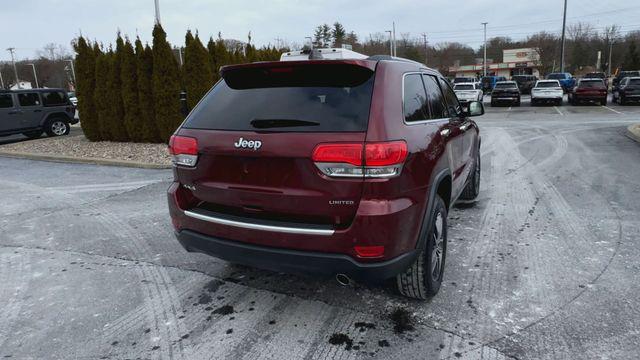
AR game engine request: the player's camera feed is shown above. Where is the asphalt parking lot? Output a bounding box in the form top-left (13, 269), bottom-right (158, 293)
top-left (1, 99), bottom-right (640, 359)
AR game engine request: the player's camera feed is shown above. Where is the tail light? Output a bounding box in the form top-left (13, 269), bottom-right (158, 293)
top-left (169, 135), bottom-right (198, 167)
top-left (354, 245), bottom-right (385, 258)
top-left (312, 141), bottom-right (408, 178)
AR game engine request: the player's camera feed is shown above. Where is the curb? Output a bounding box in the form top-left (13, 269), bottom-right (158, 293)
top-left (0, 151), bottom-right (171, 169)
top-left (626, 124), bottom-right (640, 144)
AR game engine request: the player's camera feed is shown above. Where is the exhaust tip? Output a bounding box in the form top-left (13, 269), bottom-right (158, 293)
top-left (335, 273), bottom-right (352, 286)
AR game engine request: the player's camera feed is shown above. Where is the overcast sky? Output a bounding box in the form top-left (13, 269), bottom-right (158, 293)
top-left (2, 0), bottom-right (640, 61)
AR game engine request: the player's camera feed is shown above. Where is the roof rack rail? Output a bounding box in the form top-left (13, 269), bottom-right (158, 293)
top-left (366, 55), bottom-right (425, 66)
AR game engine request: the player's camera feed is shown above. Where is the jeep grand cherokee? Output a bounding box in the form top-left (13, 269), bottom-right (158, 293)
top-left (167, 53), bottom-right (483, 299)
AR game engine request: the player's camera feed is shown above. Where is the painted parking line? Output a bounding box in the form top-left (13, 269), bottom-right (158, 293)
top-left (553, 106), bottom-right (564, 115)
top-left (602, 105), bottom-right (622, 114)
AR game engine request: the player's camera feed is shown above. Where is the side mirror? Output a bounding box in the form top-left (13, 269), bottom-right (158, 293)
top-left (463, 101), bottom-right (484, 117)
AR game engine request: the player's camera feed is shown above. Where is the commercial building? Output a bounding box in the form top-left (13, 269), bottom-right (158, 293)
top-left (449, 48), bottom-right (541, 79)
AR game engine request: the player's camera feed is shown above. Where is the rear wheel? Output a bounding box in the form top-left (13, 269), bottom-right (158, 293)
top-left (556, 98), bottom-right (563, 106)
top-left (620, 96), bottom-right (627, 105)
top-left (45, 118), bottom-right (70, 137)
top-left (396, 195), bottom-right (447, 299)
top-left (601, 97), bottom-right (607, 106)
top-left (531, 99), bottom-right (537, 106)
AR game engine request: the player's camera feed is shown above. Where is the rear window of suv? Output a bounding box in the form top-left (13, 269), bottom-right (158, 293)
top-left (536, 81), bottom-right (560, 88)
top-left (184, 63), bottom-right (375, 132)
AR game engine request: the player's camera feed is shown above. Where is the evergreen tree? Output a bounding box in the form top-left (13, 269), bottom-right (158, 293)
top-left (106, 36), bottom-right (129, 141)
top-left (184, 30), bottom-right (214, 109)
top-left (120, 38), bottom-right (142, 141)
top-left (72, 37), bottom-right (101, 141)
top-left (207, 33), bottom-right (229, 80)
top-left (623, 40), bottom-right (640, 70)
top-left (93, 47), bottom-right (111, 140)
top-left (135, 39), bottom-right (159, 142)
top-left (332, 22), bottom-right (347, 47)
top-left (152, 24), bottom-right (182, 142)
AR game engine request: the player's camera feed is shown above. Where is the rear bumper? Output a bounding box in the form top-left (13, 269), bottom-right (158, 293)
top-left (176, 229), bottom-right (418, 282)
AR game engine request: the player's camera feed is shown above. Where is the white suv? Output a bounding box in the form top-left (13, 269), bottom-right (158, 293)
top-left (531, 80), bottom-right (564, 106)
top-left (453, 83), bottom-right (483, 104)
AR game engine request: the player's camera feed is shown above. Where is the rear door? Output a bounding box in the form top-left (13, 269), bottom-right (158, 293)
top-left (175, 62), bottom-right (375, 228)
top-left (438, 77), bottom-right (472, 198)
top-left (0, 93), bottom-right (19, 133)
top-left (17, 92), bottom-right (43, 128)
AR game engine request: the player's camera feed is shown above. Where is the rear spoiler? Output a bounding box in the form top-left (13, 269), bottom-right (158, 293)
top-left (220, 60), bottom-right (376, 90)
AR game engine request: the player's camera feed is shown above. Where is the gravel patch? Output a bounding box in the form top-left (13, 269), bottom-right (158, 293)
top-left (0, 132), bottom-right (171, 166)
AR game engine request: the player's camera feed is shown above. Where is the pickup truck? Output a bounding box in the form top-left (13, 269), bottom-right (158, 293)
top-left (546, 73), bottom-right (576, 92)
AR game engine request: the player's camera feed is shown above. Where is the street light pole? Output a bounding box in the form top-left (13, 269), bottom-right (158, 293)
top-left (482, 22), bottom-right (488, 77)
top-left (0, 72), bottom-right (4, 89)
top-left (392, 22), bottom-right (397, 57)
top-left (154, 0), bottom-right (161, 25)
top-left (560, 0), bottom-right (568, 73)
top-left (26, 63), bottom-right (38, 88)
top-left (421, 33), bottom-right (428, 65)
top-left (385, 30), bottom-right (392, 56)
top-left (7, 47), bottom-right (20, 89)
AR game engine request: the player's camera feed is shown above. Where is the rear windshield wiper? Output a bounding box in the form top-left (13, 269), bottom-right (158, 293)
top-left (250, 119), bottom-right (320, 129)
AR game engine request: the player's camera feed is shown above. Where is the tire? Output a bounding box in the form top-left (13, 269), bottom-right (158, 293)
top-left (620, 96), bottom-right (627, 106)
top-left (22, 131), bottom-right (42, 139)
top-left (45, 118), bottom-right (70, 137)
top-left (460, 148), bottom-right (480, 200)
top-left (531, 99), bottom-right (537, 106)
top-left (514, 99), bottom-right (521, 107)
top-left (601, 97), bottom-right (607, 106)
top-left (490, 101), bottom-right (496, 107)
top-left (556, 98), bottom-right (562, 106)
top-left (396, 195), bottom-right (447, 299)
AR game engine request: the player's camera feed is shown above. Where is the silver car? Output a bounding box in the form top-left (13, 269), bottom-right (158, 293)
top-left (0, 89), bottom-right (77, 139)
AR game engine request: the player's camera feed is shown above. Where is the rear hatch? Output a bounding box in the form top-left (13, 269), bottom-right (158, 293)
top-left (173, 60), bottom-right (376, 230)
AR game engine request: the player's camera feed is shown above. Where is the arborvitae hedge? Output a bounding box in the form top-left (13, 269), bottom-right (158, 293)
top-left (93, 48), bottom-right (111, 141)
top-left (72, 38), bottom-right (100, 141)
top-left (107, 36), bottom-right (129, 141)
top-left (121, 38), bottom-right (142, 141)
top-left (152, 24), bottom-right (182, 143)
top-left (184, 31), bottom-right (214, 109)
top-left (74, 28), bottom-right (289, 143)
top-left (136, 39), bottom-right (159, 143)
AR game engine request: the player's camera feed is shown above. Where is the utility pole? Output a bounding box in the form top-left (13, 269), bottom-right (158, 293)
top-left (385, 30), bottom-right (392, 56)
top-left (154, 0), bottom-right (161, 25)
top-left (6, 47), bottom-right (20, 89)
top-left (0, 72), bottom-right (4, 89)
top-left (392, 22), bottom-right (397, 57)
top-left (421, 33), bottom-right (428, 65)
top-left (26, 63), bottom-right (38, 88)
top-left (482, 23), bottom-right (488, 77)
top-left (607, 41), bottom-right (614, 76)
top-left (65, 59), bottom-right (76, 84)
top-left (560, 0), bottom-right (568, 73)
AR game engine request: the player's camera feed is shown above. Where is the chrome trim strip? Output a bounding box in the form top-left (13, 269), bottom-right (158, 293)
top-left (183, 210), bottom-right (335, 236)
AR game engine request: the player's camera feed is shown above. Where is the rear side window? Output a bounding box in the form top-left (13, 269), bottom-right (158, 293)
top-left (42, 91), bottom-right (67, 106)
top-left (403, 74), bottom-right (429, 122)
top-left (0, 94), bottom-right (13, 108)
top-left (185, 64), bottom-right (374, 132)
top-left (438, 78), bottom-right (460, 116)
top-left (629, 79), bottom-right (640, 86)
top-left (423, 75), bottom-right (448, 119)
top-left (18, 93), bottom-right (41, 107)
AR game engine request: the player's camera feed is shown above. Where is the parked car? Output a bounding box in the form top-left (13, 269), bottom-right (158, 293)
top-left (530, 80), bottom-right (564, 106)
top-left (67, 91), bottom-right (78, 107)
top-left (612, 76), bottom-right (640, 105)
top-left (452, 76), bottom-right (477, 85)
top-left (568, 79), bottom-right (608, 105)
top-left (453, 82), bottom-right (483, 104)
top-left (167, 52), bottom-right (484, 300)
top-left (511, 75), bottom-right (538, 94)
top-left (583, 72), bottom-right (608, 88)
top-left (491, 81), bottom-right (521, 106)
top-left (480, 76), bottom-right (507, 93)
top-left (546, 72), bottom-right (576, 92)
top-left (0, 89), bottom-right (77, 139)
top-left (612, 70), bottom-right (640, 91)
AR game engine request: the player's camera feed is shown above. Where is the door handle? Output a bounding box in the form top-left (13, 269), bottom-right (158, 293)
top-left (34, 109), bottom-right (42, 113)
top-left (440, 129), bottom-right (451, 138)
top-left (8, 110), bottom-right (21, 115)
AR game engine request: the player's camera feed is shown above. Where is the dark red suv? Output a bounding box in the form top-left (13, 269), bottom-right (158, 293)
top-left (167, 53), bottom-right (483, 299)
